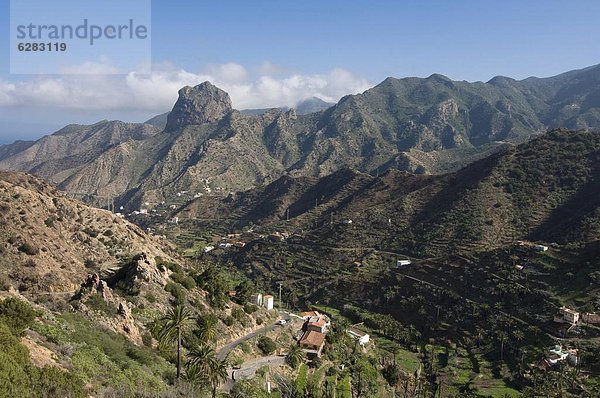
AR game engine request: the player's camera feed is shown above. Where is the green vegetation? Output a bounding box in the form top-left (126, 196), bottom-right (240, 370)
top-left (0, 299), bottom-right (85, 398)
top-left (257, 335), bottom-right (277, 355)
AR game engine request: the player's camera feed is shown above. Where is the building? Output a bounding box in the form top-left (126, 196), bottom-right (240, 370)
top-left (554, 307), bottom-right (580, 325)
top-left (251, 293), bottom-right (263, 307)
top-left (262, 295), bottom-right (274, 310)
top-left (306, 316), bottom-right (327, 333)
top-left (397, 259), bottom-right (411, 267)
top-left (346, 326), bottom-right (370, 345)
top-left (582, 313), bottom-right (600, 325)
top-left (546, 345), bottom-right (579, 366)
top-left (301, 311), bottom-right (331, 333)
top-left (534, 245), bottom-right (548, 252)
top-left (298, 330), bottom-right (326, 358)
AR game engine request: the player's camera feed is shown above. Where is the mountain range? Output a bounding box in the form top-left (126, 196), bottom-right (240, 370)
top-left (1, 64), bottom-right (600, 210)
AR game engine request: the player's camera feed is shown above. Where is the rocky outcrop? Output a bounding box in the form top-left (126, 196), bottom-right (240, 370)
top-left (107, 253), bottom-right (170, 289)
top-left (72, 273), bottom-right (114, 302)
top-left (165, 82), bottom-right (233, 130)
top-left (71, 273), bottom-right (143, 344)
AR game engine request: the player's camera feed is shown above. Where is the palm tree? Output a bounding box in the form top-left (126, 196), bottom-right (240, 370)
top-left (156, 305), bottom-right (194, 379)
top-left (207, 360), bottom-right (228, 398)
top-left (196, 314), bottom-right (219, 344)
top-left (188, 344), bottom-right (228, 398)
top-left (188, 344), bottom-right (216, 373)
top-left (285, 343), bottom-right (304, 369)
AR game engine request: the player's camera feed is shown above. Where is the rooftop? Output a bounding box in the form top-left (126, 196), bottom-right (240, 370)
top-left (299, 330), bottom-right (326, 347)
top-left (346, 326), bottom-right (368, 337)
top-left (301, 311), bottom-right (319, 318)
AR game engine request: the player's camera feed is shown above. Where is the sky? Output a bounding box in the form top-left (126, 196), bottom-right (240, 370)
top-left (1, 0), bottom-right (600, 143)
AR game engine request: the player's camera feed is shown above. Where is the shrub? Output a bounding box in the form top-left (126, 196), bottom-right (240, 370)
top-left (243, 303), bottom-right (258, 314)
top-left (85, 294), bottom-right (117, 316)
top-left (30, 365), bottom-right (85, 397)
top-left (257, 336), bottom-right (276, 355)
top-left (165, 282), bottom-right (186, 305)
top-left (83, 228), bottom-right (98, 238)
top-left (0, 298), bottom-right (38, 335)
top-left (44, 216), bottom-right (56, 227)
top-left (222, 316), bottom-right (234, 327)
top-left (141, 332), bottom-right (153, 347)
top-left (17, 242), bottom-right (39, 255)
top-left (145, 292), bottom-right (157, 303)
top-left (232, 308), bottom-right (246, 322)
top-left (170, 272), bottom-right (196, 290)
top-left (84, 258), bottom-right (96, 269)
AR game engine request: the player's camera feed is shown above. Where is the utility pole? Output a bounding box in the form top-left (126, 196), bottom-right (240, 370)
top-left (278, 282), bottom-right (283, 308)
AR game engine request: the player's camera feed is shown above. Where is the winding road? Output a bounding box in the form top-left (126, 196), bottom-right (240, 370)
top-left (216, 312), bottom-right (291, 361)
top-left (217, 311), bottom-right (294, 392)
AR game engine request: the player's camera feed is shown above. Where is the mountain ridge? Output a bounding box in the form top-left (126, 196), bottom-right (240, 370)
top-left (2, 64), bottom-right (600, 209)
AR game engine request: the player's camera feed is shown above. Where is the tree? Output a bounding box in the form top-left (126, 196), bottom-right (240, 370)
top-left (187, 345), bottom-right (227, 398)
top-left (196, 266), bottom-right (229, 308)
top-left (155, 305), bottom-right (194, 379)
top-left (285, 343), bottom-right (304, 369)
top-left (207, 359), bottom-right (228, 398)
top-left (195, 314), bottom-right (218, 345)
top-left (235, 280), bottom-right (253, 304)
top-left (257, 336), bottom-right (277, 355)
top-left (496, 331), bottom-right (508, 362)
top-left (351, 357), bottom-right (379, 397)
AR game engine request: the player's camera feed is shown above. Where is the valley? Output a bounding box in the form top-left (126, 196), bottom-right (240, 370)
top-left (1, 64), bottom-right (600, 397)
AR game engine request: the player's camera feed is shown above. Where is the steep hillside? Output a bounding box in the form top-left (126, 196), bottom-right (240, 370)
top-left (0, 171), bottom-right (179, 293)
top-left (173, 129), bottom-right (600, 256)
top-left (2, 65), bottom-right (600, 210)
top-left (0, 172), bottom-right (277, 396)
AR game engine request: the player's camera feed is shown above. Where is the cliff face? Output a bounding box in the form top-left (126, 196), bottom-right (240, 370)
top-left (165, 82), bottom-right (233, 130)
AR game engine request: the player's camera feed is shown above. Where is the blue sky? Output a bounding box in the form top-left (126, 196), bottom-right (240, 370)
top-left (1, 0), bottom-right (600, 143)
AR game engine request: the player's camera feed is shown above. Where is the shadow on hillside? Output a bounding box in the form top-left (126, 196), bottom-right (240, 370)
top-left (527, 167), bottom-right (600, 243)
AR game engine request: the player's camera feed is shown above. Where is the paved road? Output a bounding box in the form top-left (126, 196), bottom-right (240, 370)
top-left (216, 312), bottom-right (291, 361)
top-left (222, 355), bottom-right (285, 392)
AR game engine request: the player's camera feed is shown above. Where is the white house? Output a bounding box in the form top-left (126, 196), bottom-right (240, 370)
top-left (262, 295), bottom-right (274, 310)
top-left (397, 259), bottom-right (411, 267)
top-left (534, 245), bottom-right (548, 252)
top-left (203, 245), bottom-right (215, 253)
top-left (547, 345), bottom-right (579, 366)
top-left (554, 307), bottom-right (580, 325)
top-left (251, 293), bottom-right (263, 306)
top-left (346, 326), bottom-right (370, 345)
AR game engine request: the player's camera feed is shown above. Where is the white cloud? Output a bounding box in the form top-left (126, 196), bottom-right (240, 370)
top-left (0, 62), bottom-right (372, 114)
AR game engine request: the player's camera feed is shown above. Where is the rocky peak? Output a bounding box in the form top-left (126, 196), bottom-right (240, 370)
top-left (165, 82), bottom-right (233, 131)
